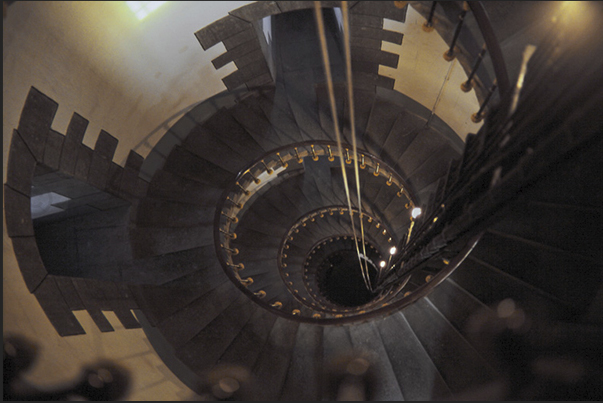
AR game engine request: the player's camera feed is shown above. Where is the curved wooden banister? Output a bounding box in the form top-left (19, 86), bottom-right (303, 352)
top-left (467, 1), bottom-right (511, 97)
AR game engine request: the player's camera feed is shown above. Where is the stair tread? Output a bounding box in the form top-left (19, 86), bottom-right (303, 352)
top-left (363, 98), bottom-right (403, 157)
top-left (215, 305), bottom-right (279, 370)
top-left (230, 102), bottom-right (284, 152)
top-left (233, 227), bottom-right (283, 248)
top-left (129, 244), bottom-right (220, 286)
top-left (235, 245), bottom-right (280, 263)
top-left (175, 293), bottom-right (257, 372)
top-left (202, 106), bottom-right (269, 157)
top-left (302, 158), bottom-right (335, 207)
top-left (136, 197), bottom-right (215, 228)
top-left (381, 110), bottom-right (425, 161)
top-left (377, 312), bottom-right (454, 400)
top-left (130, 224), bottom-right (214, 258)
top-left (344, 88), bottom-right (377, 141)
top-left (403, 298), bottom-right (501, 394)
top-left (283, 70), bottom-right (330, 142)
top-left (163, 145), bottom-right (233, 188)
top-left (316, 84), bottom-right (345, 142)
top-left (490, 203), bottom-right (602, 262)
top-left (452, 254), bottom-right (576, 318)
top-left (182, 125), bottom-right (252, 174)
top-left (251, 317), bottom-right (301, 400)
top-left (236, 207), bottom-right (288, 237)
top-left (470, 232), bottom-right (601, 310)
top-left (239, 259), bottom-right (279, 277)
top-left (396, 127), bottom-right (451, 179)
top-left (146, 170), bottom-right (224, 206)
top-left (252, 93), bottom-right (306, 144)
top-left (404, 144), bottom-right (460, 194)
top-left (426, 279), bottom-right (499, 370)
top-left (157, 281), bottom-right (240, 349)
top-left (279, 174), bottom-right (318, 213)
top-left (279, 323), bottom-right (323, 401)
top-left (131, 281), bottom-right (218, 327)
top-left (257, 183), bottom-right (305, 219)
top-left (348, 321), bottom-right (404, 401)
top-left (306, 159), bottom-right (344, 206)
top-left (520, 134), bottom-right (602, 209)
top-left (322, 325), bottom-right (353, 363)
top-left (160, 260), bottom-right (225, 288)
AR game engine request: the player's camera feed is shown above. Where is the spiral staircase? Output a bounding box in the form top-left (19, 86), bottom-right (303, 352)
top-left (5, 1), bottom-right (602, 400)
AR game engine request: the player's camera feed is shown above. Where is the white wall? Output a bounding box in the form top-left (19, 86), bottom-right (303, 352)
top-left (2, 1), bottom-right (251, 400)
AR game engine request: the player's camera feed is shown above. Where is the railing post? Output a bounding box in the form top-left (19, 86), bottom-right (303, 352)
top-left (422, 2), bottom-right (437, 32)
top-left (423, 1), bottom-right (438, 32)
top-left (471, 80), bottom-right (497, 123)
top-left (461, 44), bottom-right (487, 92)
top-left (443, 2), bottom-right (470, 61)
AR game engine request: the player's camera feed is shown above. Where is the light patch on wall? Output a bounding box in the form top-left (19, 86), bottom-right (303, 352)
top-left (262, 16), bottom-right (272, 45)
top-left (379, 6), bottom-right (483, 141)
top-left (126, 1), bottom-right (167, 20)
top-left (334, 7), bottom-right (343, 31)
top-left (30, 192), bottom-right (70, 219)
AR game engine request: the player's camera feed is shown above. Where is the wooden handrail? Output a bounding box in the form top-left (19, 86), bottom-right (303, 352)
top-left (467, 1), bottom-right (510, 97)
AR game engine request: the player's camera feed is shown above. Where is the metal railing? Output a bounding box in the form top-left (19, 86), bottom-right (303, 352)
top-left (214, 141), bottom-right (419, 322)
top-left (415, 1), bottom-right (510, 123)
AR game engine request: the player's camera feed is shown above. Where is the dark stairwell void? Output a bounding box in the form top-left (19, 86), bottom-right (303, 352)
top-left (317, 247), bottom-right (379, 307)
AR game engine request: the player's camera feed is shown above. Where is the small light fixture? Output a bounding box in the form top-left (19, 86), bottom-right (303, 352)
top-left (389, 246), bottom-right (397, 255)
top-left (379, 260), bottom-right (387, 268)
top-left (411, 207), bottom-right (422, 219)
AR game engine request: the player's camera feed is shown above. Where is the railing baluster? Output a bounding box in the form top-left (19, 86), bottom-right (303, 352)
top-left (276, 152), bottom-right (288, 168)
top-left (222, 245), bottom-right (239, 255)
top-left (443, 2), bottom-right (469, 61)
top-left (261, 160), bottom-right (274, 174)
top-left (461, 44), bottom-right (487, 92)
top-left (471, 80), bottom-right (497, 123)
top-left (221, 211), bottom-right (238, 223)
top-left (248, 170), bottom-right (261, 184)
top-left (422, 1), bottom-right (437, 32)
top-left (235, 181), bottom-right (250, 196)
top-left (228, 262), bottom-right (244, 270)
top-left (241, 277), bottom-right (253, 286)
top-left (226, 196), bottom-right (243, 209)
top-left (327, 145), bottom-right (334, 161)
top-left (310, 144), bottom-right (319, 161)
top-left (373, 163), bottom-right (380, 176)
top-left (219, 228), bottom-right (237, 239)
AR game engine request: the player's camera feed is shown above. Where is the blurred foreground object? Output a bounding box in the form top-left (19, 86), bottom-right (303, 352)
top-left (3, 334), bottom-right (130, 401)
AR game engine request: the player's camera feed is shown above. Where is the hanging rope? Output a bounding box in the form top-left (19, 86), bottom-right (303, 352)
top-left (313, 1), bottom-right (372, 291)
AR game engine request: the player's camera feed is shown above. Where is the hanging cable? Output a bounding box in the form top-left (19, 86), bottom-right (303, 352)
top-left (313, 1), bottom-right (372, 292)
top-left (341, 1), bottom-right (372, 289)
top-left (341, 1), bottom-right (371, 290)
